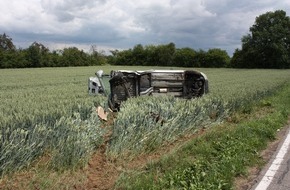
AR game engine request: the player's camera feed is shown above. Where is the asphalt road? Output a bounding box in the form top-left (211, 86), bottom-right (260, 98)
top-left (251, 126), bottom-right (290, 190)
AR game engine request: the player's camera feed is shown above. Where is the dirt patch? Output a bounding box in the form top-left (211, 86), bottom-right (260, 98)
top-left (81, 129), bottom-right (120, 190)
top-left (82, 149), bottom-right (119, 190)
top-left (81, 123), bottom-right (208, 190)
top-left (78, 111), bottom-right (119, 190)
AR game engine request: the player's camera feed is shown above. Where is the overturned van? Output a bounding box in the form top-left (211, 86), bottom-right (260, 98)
top-left (108, 70), bottom-right (209, 111)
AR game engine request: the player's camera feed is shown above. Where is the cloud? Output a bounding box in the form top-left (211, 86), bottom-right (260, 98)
top-left (0, 0), bottom-right (289, 55)
top-left (40, 0), bottom-right (105, 22)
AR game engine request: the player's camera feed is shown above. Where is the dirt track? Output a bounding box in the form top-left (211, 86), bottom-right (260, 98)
top-left (81, 116), bottom-right (290, 190)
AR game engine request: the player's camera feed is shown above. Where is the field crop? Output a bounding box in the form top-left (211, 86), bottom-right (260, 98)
top-left (108, 69), bottom-right (290, 158)
top-left (0, 66), bottom-right (290, 178)
top-left (0, 67), bottom-right (108, 175)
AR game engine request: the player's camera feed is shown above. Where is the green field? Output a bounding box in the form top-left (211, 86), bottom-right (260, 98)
top-left (1, 66), bottom-right (290, 189)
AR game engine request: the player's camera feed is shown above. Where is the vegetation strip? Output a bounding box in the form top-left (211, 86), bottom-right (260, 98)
top-left (254, 125), bottom-right (290, 189)
top-left (114, 83), bottom-right (290, 190)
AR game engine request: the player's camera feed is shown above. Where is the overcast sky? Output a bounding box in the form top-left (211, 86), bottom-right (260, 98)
top-left (1, 0), bottom-right (289, 56)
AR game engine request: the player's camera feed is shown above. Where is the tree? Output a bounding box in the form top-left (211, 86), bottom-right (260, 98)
top-left (113, 49), bottom-right (134, 65)
top-left (132, 44), bottom-right (146, 65)
top-left (25, 42), bottom-right (50, 67)
top-left (143, 45), bottom-right (158, 66)
top-left (173, 48), bottom-right (197, 67)
top-left (89, 45), bottom-right (107, 65)
top-left (155, 42), bottom-right (176, 66)
top-left (205, 48), bottom-right (230, 68)
top-left (0, 33), bottom-right (16, 51)
top-left (60, 47), bottom-right (89, 66)
top-left (0, 33), bottom-right (17, 68)
top-left (231, 10), bottom-right (290, 68)
top-left (194, 49), bottom-right (207, 67)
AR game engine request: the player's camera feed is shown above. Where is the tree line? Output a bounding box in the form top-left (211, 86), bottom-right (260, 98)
top-left (0, 35), bottom-right (107, 68)
top-left (1, 10), bottom-right (290, 69)
top-left (0, 35), bottom-right (230, 68)
top-left (108, 43), bottom-right (230, 67)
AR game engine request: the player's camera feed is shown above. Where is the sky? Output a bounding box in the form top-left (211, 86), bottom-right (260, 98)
top-left (0, 0), bottom-right (290, 56)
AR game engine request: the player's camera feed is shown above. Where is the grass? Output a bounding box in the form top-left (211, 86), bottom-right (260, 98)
top-left (114, 83), bottom-right (290, 190)
top-left (0, 66), bottom-right (290, 189)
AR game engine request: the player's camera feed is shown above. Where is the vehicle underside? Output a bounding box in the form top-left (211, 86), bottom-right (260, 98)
top-left (107, 70), bottom-right (209, 111)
